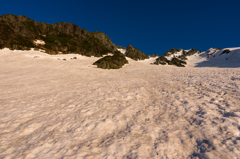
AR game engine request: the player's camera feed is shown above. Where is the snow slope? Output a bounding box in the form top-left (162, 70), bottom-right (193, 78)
top-left (186, 47), bottom-right (240, 67)
top-left (0, 49), bottom-right (240, 158)
top-left (33, 40), bottom-right (45, 45)
top-left (117, 48), bottom-right (126, 54)
top-left (157, 47), bottom-right (240, 68)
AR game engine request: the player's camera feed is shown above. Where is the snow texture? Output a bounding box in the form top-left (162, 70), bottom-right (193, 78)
top-left (0, 48), bottom-right (240, 158)
top-left (33, 40), bottom-right (45, 45)
top-left (187, 47), bottom-right (240, 68)
top-left (117, 48), bottom-right (126, 54)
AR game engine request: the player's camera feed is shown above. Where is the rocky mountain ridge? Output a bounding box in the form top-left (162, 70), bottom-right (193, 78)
top-left (0, 14), bottom-right (117, 56)
top-left (153, 47), bottom-right (240, 68)
top-left (154, 48), bottom-right (200, 67)
top-left (0, 14), bottom-right (149, 63)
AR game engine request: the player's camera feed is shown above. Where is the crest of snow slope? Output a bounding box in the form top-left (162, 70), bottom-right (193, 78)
top-left (1, 49), bottom-right (240, 158)
top-left (185, 47), bottom-right (240, 67)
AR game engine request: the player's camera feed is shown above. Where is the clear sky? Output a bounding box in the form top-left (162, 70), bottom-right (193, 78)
top-left (1, 0), bottom-right (239, 55)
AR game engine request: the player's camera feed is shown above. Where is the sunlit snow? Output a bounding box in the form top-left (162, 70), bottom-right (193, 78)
top-left (0, 47), bottom-right (240, 158)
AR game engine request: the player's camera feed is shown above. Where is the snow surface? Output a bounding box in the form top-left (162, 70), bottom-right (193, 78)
top-left (117, 48), bottom-right (126, 54)
top-left (34, 40), bottom-right (45, 45)
top-left (0, 48), bottom-right (240, 158)
top-left (186, 47), bottom-right (240, 68)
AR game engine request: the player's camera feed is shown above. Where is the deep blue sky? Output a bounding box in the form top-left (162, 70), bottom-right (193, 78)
top-left (1, 0), bottom-right (239, 55)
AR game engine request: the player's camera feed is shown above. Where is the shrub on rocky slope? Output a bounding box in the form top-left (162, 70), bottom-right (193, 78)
top-left (0, 14), bottom-right (116, 56)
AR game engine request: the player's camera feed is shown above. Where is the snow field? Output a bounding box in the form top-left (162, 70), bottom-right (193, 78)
top-left (0, 49), bottom-right (240, 158)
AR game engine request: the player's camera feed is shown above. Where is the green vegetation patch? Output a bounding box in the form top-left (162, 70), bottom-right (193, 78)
top-left (15, 34), bottom-right (35, 48)
top-left (0, 21), bottom-right (14, 40)
top-left (21, 21), bottom-right (39, 33)
top-left (40, 33), bottom-right (73, 47)
top-left (79, 36), bottom-right (112, 57)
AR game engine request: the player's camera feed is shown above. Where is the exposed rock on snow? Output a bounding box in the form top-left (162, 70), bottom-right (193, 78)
top-left (154, 47), bottom-right (240, 68)
top-left (193, 47), bottom-right (240, 67)
top-left (154, 48), bottom-right (190, 67)
top-left (93, 52), bottom-right (128, 69)
top-left (185, 48), bottom-right (198, 56)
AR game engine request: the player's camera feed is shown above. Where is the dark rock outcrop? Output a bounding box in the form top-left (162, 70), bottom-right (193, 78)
top-left (154, 56), bottom-right (186, 67)
top-left (186, 48), bottom-right (197, 56)
top-left (154, 56), bottom-right (169, 65)
top-left (164, 49), bottom-right (183, 56)
top-left (154, 48), bottom-right (199, 67)
top-left (93, 51), bottom-right (128, 69)
top-left (219, 49), bottom-right (231, 56)
top-left (150, 53), bottom-right (158, 57)
top-left (0, 14), bottom-right (117, 57)
top-left (91, 31), bottom-right (117, 52)
top-left (116, 45), bottom-right (126, 49)
top-left (168, 57), bottom-right (186, 67)
top-left (125, 44), bottom-right (149, 61)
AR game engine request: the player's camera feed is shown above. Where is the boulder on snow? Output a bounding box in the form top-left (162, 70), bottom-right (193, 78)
top-left (93, 52), bottom-right (128, 69)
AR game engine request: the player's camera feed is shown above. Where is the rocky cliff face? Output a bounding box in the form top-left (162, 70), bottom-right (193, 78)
top-left (52, 22), bottom-right (88, 36)
top-left (0, 14), bottom-right (117, 56)
top-left (125, 44), bottom-right (149, 61)
top-left (91, 32), bottom-right (117, 52)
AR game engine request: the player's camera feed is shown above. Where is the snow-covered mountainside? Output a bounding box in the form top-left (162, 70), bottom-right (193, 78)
top-left (154, 48), bottom-right (198, 67)
top-left (154, 47), bottom-right (240, 68)
top-left (206, 47), bottom-right (240, 60)
top-left (187, 47), bottom-right (240, 67)
top-left (1, 48), bottom-right (240, 158)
